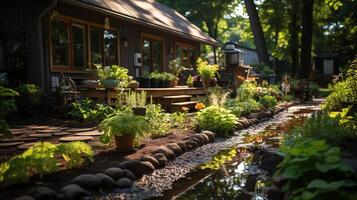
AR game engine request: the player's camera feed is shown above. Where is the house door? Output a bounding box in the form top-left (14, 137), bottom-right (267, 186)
top-left (323, 59), bottom-right (334, 74)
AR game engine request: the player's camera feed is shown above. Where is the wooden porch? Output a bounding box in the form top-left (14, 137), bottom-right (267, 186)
top-left (79, 86), bottom-right (206, 112)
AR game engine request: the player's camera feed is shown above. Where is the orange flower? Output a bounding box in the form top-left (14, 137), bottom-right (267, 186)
top-left (195, 103), bottom-right (205, 110)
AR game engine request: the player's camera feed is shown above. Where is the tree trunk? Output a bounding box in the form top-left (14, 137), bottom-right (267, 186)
top-left (289, 0), bottom-right (299, 77)
top-left (244, 0), bottom-right (270, 65)
top-left (299, 0), bottom-right (314, 79)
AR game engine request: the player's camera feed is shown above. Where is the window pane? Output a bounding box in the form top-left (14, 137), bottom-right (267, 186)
top-left (182, 47), bottom-right (188, 67)
top-left (189, 48), bottom-right (196, 68)
top-left (51, 20), bottom-right (69, 66)
top-left (142, 39), bottom-right (151, 74)
top-left (176, 45), bottom-right (182, 62)
top-left (90, 28), bottom-right (103, 66)
top-left (151, 40), bottom-right (162, 71)
top-left (72, 24), bottom-right (86, 68)
top-left (104, 30), bottom-right (117, 66)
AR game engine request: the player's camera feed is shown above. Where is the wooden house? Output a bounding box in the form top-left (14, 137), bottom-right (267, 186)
top-left (0, 0), bottom-right (218, 95)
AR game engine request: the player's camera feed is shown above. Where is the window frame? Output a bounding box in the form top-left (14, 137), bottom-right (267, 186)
top-left (141, 33), bottom-right (165, 74)
top-left (49, 15), bottom-right (120, 73)
top-left (174, 42), bottom-right (198, 68)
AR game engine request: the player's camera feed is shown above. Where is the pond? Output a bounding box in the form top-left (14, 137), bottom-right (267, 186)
top-left (154, 108), bottom-right (314, 200)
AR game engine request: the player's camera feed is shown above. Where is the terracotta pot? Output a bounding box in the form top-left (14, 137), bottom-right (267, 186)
top-left (171, 78), bottom-right (179, 87)
top-left (129, 81), bottom-right (140, 89)
top-left (114, 134), bottom-right (135, 151)
top-left (203, 78), bottom-right (211, 88)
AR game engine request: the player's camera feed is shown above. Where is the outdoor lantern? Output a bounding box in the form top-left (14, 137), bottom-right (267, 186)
top-left (222, 41), bottom-right (243, 66)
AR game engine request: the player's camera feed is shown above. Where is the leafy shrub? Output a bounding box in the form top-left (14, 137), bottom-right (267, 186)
top-left (99, 110), bottom-right (147, 143)
top-left (145, 104), bottom-right (172, 138)
top-left (224, 98), bottom-right (261, 117)
top-left (308, 82), bottom-right (320, 97)
top-left (208, 86), bottom-right (230, 106)
top-left (196, 58), bottom-right (219, 79)
top-left (324, 58), bottom-right (357, 110)
top-left (284, 111), bottom-right (356, 146)
top-left (68, 99), bottom-right (114, 123)
top-left (0, 142), bottom-right (93, 184)
top-left (125, 90), bottom-right (147, 107)
top-left (236, 82), bottom-right (257, 101)
top-left (195, 106), bottom-right (237, 136)
top-left (0, 86), bottom-right (18, 137)
top-left (259, 95), bottom-right (277, 108)
top-left (282, 94), bottom-right (294, 102)
top-left (15, 84), bottom-right (42, 106)
top-left (276, 140), bottom-right (357, 200)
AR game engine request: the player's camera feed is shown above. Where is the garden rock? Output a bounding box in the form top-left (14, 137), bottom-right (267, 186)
top-left (14, 196), bottom-right (34, 200)
top-left (185, 139), bottom-right (198, 150)
top-left (198, 134), bottom-right (210, 144)
top-left (191, 135), bottom-right (205, 146)
top-left (202, 130), bottom-right (215, 142)
top-left (177, 142), bottom-right (187, 152)
top-left (123, 169), bottom-right (137, 181)
top-left (247, 113), bottom-right (260, 119)
top-left (166, 143), bottom-right (183, 156)
top-left (104, 167), bottom-right (124, 180)
top-left (118, 160), bottom-right (155, 178)
top-left (30, 186), bottom-right (57, 200)
top-left (61, 184), bottom-right (91, 200)
top-left (70, 174), bottom-right (100, 190)
top-left (153, 153), bottom-right (168, 168)
top-left (116, 177), bottom-right (133, 188)
top-left (191, 137), bottom-right (203, 146)
top-left (239, 117), bottom-right (250, 128)
top-left (140, 155), bottom-right (160, 168)
top-left (151, 146), bottom-right (176, 160)
top-left (235, 121), bottom-right (244, 130)
top-left (95, 173), bottom-right (116, 190)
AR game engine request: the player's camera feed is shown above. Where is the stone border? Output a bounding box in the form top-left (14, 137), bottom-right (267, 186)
top-left (14, 102), bottom-right (298, 200)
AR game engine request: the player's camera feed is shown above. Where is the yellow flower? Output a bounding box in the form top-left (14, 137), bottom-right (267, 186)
top-left (182, 106), bottom-right (190, 112)
top-left (195, 103), bottom-right (205, 110)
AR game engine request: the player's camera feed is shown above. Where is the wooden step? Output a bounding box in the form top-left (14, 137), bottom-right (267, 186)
top-left (171, 101), bottom-right (198, 106)
top-left (163, 95), bottom-right (192, 99)
top-left (171, 101), bottom-right (198, 112)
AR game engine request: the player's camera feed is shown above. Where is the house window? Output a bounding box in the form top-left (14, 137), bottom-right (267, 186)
top-left (142, 35), bottom-right (163, 74)
top-left (51, 19), bottom-right (70, 67)
top-left (176, 43), bottom-right (197, 68)
top-left (50, 17), bottom-right (119, 72)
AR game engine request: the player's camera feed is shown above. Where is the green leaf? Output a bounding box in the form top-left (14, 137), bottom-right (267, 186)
top-left (307, 179), bottom-right (329, 189)
top-left (283, 166), bottom-right (301, 179)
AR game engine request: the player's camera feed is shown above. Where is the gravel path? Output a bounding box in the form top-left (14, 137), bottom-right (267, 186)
top-left (100, 104), bottom-right (321, 200)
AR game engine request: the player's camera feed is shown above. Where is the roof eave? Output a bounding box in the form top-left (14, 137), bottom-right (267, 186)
top-left (62, 0), bottom-right (219, 46)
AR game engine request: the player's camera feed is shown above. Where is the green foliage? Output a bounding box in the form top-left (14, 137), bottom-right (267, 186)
top-left (282, 94), bottom-right (294, 102)
top-left (276, 140), bottom-right (357, 200)
top-left (224, 98), bottom-right (261, 117)
top-left (324, 59), bottom-right (357, 110)
top-left (208, 86), bottom-right (230, 106)
top-left (195, 106), bottom-right (237, 136)
top-left (170, 111), bottom-right (188, 130)
top-left (99, 110), bottom-right (147, 143)
top-left (201, 148), bottom-right (237, 170)
top-left (145, 104), bottom-right (171, 138)
top-left (96, 65), bottom-right (129, 86)
top-left (236, 82), bottom-right (257, 102)
top-left (15, 84), bottom-right (42, 106)
top-left (196, 58), bottom-right (219, 79)
top-left (186, 75), bottom-right (194, 86)
top-left (0, 86), bottom-right (18, 138)
top-left (259, 95), bottom-right (277, 108)
top-left (285, 111), bottom-right (356, 146)
top-left (161, 72), bottom-right (176, 81)
top-left (308, 82), bottom-right (320, 97)
top-left (68, 99), bottom-right (114, 123)
top-left (169, 58), bottom-right (184, 77)
top-left (251, 64), bottom-right (274, 76)
top-left (0, 142), bottom-right (93, 184)
top-left (125, 90), bottom-right (147, 107)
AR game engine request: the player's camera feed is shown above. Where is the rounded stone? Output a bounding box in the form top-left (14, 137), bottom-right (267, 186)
top-left (235, 121), bottom-right (244, 130)
top-left (185, 139), bottom-right (198, 150)
top-left (123, 169), bottom-right (137, 181)
top-left (153, 153), bottom-right (168, 168)
top-left (118, 160), bottom-right (155, 178)
top-left (166, 143), bottom-right (183, 157)
top-left (104, 167), bottom-right (124, 180)
top-left (202, 130), bottom-right (215, 142)
top-left (198, 134), bottom-right (210, 144)
top-left (116, 177), bottom-right (133, 188)
top-left (239, 117), bottom-right (250, 128)
top-left (139, 155), bottom-right (160, 168)
top-left (177, 142), bottom-right (187, 152)
top-left (191, 137), bottom-right (203, 146)
top-left (30, 186), bottom-right (57, 200)
top-left (191, 134), bottom-right (205, 145)
top-left (70, 174), bottom-right (100, 190)
top-left (61, 184), bottom-right (91, 200)
top-left (95, 173), bottom-right (116, 190)
top-left (151, 146), bottom-right (176, 160)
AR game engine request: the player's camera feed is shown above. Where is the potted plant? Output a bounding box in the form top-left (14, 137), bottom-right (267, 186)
top-left (99, 111), bottom-right (147, 151)
top-left (126, 90), bottom-right (147, 116)
top-left (186, 75), bottom-right (194, 87)
top-left (138, 72), bottom-right (151, 88)
top-left (97, 65), bottom-right (129, 89)
top-left (149, 71), bottom-right (162, 88)
top-left (161, 72), bottom-right (176, 88)
top-left (169, 58), bottom-right (184, 87)
top-left (196, 58), bottom-right (219, 88)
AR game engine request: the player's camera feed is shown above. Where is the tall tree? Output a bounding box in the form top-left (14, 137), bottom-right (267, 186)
top-left (243, 0), bottom-right (270, 65)
top-left (299, 0), bottom-right (314, 79)
top-left (289, 0), bottom-right (299, 77)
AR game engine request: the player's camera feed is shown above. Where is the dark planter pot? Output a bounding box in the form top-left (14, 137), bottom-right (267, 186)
top-left (162, 80), bottom-right (171, 88)
top-left (151, 79), bottom-right (160, 88)
top-left (132, 106), bottom-right (147, 116)
top-left (193, 80), bottom-right (203, 88)
top-left (102, 79), bottom-right (118, 88)
top-left (139, 77), bottom-right (151, 88)
top-left (114, 135), bottom-right (135, 152)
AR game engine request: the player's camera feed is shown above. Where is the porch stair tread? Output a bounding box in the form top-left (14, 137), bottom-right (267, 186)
top-left (163, 95), bottom-right (192, 99)
top-left (171, 101), bottom-right (199, 106)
